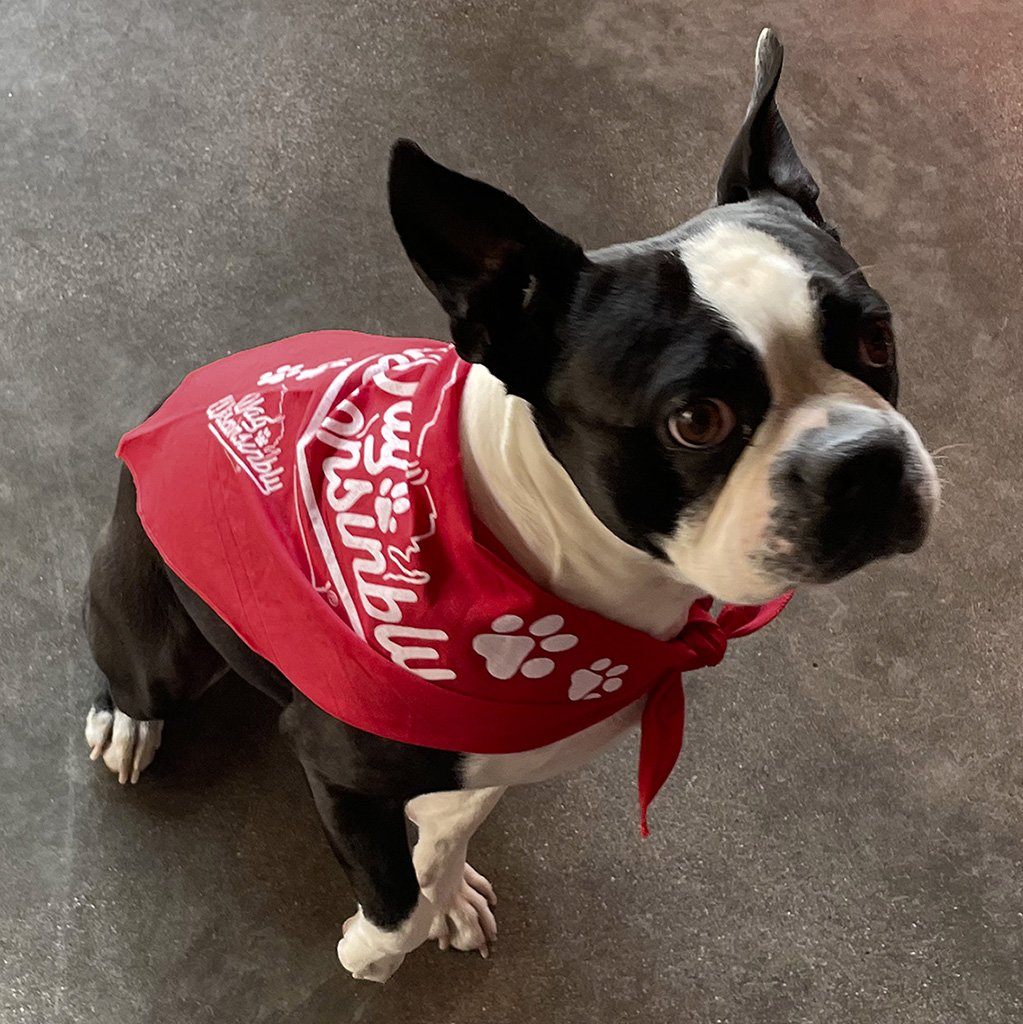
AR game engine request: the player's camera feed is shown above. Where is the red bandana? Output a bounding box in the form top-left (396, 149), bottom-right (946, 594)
top-left (119, 331), bottom-right (791, 833)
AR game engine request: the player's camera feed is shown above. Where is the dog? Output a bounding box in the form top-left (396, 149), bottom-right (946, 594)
top-left (83, 29), bottom-right (939, 983)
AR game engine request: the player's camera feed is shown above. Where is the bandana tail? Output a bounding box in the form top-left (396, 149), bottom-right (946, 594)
top-left (716, 590), bottom-right (794, 638)
top-left (638, 676), bottom-right (687, 838)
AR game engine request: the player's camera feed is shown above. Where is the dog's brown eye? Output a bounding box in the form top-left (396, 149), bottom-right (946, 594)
top-left (858, 322), bottom-right (894, 368)
top-left (668, 399), bottom-right (736, 449)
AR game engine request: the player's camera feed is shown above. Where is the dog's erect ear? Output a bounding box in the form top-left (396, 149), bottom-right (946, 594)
top-left (388, 140), bottom-right (587, 396)
top-left (716, 28), bottom-right (827, 228)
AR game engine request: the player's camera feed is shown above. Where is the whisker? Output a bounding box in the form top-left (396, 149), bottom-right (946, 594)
top-left (833, 263), bottom-right (878, 285)
top-left (928, 443), bottom-right (971, 457)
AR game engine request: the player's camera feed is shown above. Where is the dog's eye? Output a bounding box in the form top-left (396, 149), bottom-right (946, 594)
top-left (857, 322), bottom-right (894, 369)
top-left (667, 399), bottom-right (736, 449)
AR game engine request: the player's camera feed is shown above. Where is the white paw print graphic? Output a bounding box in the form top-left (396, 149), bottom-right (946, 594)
top-left (472, 615), bottom-right (579, 680)
top-left (374, 478), bottom-right (411, 533)
top-left (568, 659), bottom-right (629, 701)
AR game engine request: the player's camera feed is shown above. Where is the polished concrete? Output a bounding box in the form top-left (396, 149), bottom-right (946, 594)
top-left (2, 1), bottom-right (1021, 1021)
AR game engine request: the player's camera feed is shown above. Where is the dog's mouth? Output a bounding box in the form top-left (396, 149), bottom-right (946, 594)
top-left (774, 528), bottom-right (926, 586)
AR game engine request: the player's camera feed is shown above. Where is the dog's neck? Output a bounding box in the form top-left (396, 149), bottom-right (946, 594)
top-left (459, 365), bottom-right (702, 640)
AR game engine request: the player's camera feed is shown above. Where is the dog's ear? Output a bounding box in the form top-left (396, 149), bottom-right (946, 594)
top-left (388, 139), bottom-right (587, 397)
top-left (716, 28), bottom-right (828, 229)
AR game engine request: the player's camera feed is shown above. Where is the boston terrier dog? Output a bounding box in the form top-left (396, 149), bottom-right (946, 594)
top-left (83, 30), bottom-right (939, 983)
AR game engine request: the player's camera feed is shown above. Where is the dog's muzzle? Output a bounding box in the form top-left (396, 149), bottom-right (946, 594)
top-left (770, 409), bottom-right (935, 583)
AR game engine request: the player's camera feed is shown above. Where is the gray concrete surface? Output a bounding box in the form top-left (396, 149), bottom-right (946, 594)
top-left (2, 1), bottom-right (1021, 1021)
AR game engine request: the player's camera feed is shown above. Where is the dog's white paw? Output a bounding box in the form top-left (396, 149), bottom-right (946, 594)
top-left (337, 910), bottom-right (408, 983)
top-left (429, 863), bottom-right (498, 956)
top-left (85, 706), bottom-right (163, 784)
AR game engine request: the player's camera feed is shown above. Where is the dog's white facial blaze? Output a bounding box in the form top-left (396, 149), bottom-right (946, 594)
top-left (664, 223), bottom-right (938, 604)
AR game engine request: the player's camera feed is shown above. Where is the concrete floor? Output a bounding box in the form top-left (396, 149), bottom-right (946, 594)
top-left (2, 1), bottom-right (1021, 1021)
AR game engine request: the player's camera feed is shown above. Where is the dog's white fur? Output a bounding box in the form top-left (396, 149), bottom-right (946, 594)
top-left (85, 706), bottom-right (163, 785)
top-left (665, 224), bottom-right (940, 603)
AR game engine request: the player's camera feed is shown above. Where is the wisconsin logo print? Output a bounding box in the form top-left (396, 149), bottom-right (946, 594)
top-left (206, 388), bottom-right (287, 495)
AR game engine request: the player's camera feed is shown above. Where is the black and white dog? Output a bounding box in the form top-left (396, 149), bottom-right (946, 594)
top-left (84, 30), bottom-right (938, 982)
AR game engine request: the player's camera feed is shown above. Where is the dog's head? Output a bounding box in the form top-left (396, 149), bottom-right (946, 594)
top-left (388, 28), bottom-right (939, 604)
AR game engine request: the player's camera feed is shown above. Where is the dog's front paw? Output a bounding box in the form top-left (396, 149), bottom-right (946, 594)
top-left (429, 863), bottom-right (498, 957)
top-left (337, 911), bottom-right (407, 983)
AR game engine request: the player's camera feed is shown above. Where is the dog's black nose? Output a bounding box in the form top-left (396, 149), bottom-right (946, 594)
top-left (779, 428), bottom-right (929, 579)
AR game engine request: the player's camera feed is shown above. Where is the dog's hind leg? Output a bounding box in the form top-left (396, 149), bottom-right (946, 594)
top-left (84, 690), bottom-right (167, 785)
top-left (84, 466), bottom-right (227, 782)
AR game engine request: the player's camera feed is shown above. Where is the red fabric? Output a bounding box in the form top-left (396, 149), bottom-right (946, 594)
top-left (118, 331), bottom-right (791, 831)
